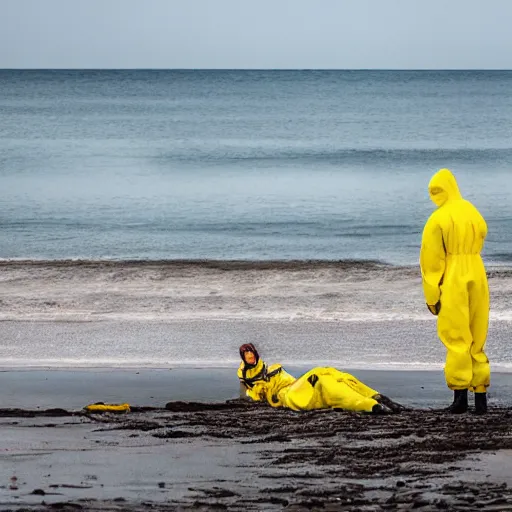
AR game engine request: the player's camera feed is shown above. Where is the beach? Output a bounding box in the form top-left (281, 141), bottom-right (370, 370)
top-left (2, 261), bottom-right (512, 510)
top-left (2, 370), bottom-right (512, 511)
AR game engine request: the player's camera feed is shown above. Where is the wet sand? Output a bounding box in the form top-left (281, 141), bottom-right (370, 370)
top-left (2, 370), bottom-right (512, 511)
top-left (2, 403), bottom-right (512, 511)
top-left (3, 367), bottom-right (512, 410)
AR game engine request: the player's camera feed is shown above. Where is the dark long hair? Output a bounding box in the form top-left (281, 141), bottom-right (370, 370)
top-left (239, 343), bottom-right (260, 367)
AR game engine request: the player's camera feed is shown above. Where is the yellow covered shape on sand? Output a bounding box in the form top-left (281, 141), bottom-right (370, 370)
top-left (420, 168), bottom-right (490, 392)
top-left (84, 403), bottom-right (131, 413)
top-left (238, 361), bottom-right (381, 413)
top-left (281, 368), bottom-right (380, 413)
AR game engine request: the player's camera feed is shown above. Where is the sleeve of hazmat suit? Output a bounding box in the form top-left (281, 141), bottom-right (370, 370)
top-left (420, 214), bottom-right (446, 309)
top-left (420, 169), bottom-right (490, 392)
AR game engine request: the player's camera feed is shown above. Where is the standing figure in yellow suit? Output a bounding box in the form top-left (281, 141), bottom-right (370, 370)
top-left (238, 344), bottom-right (405, 414)
top-left (420, 168), bottom-right (490, 414)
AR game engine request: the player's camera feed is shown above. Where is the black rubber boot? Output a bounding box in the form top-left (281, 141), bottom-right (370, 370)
top-left (372, 403), bottom-right (392, 414)
top-left (474, 392), bottom-right (487, 415)
top-left (375, 394), bottom-right (408, 413)
top-left (447, 389), bottom-right (468, 414)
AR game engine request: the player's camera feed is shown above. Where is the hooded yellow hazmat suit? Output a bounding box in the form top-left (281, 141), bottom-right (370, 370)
top-left (238, 358), bottom-right (380, 413)
top-left (420, 169), bottom-right (490, 393)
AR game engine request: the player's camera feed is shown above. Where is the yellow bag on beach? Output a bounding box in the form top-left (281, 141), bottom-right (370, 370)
top-left (84, 402), bottom-right (131, 413)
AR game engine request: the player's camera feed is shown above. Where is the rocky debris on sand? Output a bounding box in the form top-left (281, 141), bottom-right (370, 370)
top-left (7, 401), bottom-right (512, 511)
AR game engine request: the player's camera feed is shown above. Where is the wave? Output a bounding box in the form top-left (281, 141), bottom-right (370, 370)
top-left (4, 359), bottom-right (512, 373)
top-left (1, 218), bottom-right (423, 239)
top-left (487, 253), bottom-right (512, 263)
top-left (154, 147), bottom-right (512, 166)
top-left (2, 257), bottom-right (512, 282)
top-left (0, 358), bottom-right (447, 371)
top-left (0, 257), bottom-right (394, 271)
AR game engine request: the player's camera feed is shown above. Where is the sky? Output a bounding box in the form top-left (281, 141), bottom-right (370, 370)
top-left (1, 0), bottom-right (511, 69)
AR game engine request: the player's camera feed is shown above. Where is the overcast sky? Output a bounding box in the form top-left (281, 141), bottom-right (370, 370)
top-left (1, 0), bottom-right (511, 69)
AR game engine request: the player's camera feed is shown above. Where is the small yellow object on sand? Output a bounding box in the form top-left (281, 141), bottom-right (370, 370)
top-left (83, 403), bottom-right (131, 413)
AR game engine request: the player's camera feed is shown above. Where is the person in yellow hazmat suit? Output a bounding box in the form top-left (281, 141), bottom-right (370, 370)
top-left (238, 343), bottom-right (405, 414)
top-left (420, 168), bottom-right (490, 415)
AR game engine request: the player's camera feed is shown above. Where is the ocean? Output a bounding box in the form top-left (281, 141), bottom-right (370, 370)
top-left (1, 69), bottom-right (512, 265)
top-left (1, 70), bottom-right (512, 372)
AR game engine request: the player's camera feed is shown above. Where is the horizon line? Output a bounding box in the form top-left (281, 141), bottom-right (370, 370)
top-left (1, 67), bottom-right (512, 72)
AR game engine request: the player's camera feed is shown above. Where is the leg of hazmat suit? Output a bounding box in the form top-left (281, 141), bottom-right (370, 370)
top-left (281, 368), bottom-right (380, 413)
top-left (438, 272), bottom-right (474, 391)
top-left (436, 260), bottom-right (490, 394)
top-left (468, 265), bottom-right (490, 393)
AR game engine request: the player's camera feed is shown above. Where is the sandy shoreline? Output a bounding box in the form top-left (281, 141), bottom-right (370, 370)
top-left (2, 397), bottom-right (512, 511)
top-left (2, 367), bottom-right (512, 410)
top-left (2, 370), bottom-right (512, 510)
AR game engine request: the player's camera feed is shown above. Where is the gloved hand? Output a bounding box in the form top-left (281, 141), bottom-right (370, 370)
top-left (427, 301), bottom-right (441, 316)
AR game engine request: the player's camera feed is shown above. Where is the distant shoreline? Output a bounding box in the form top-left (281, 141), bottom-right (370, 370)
top-left (1, 258), bottom-right (510, 276)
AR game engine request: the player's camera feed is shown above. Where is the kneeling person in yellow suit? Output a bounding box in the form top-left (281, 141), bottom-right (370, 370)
top-left (238, 344), bottom-right (404, 414)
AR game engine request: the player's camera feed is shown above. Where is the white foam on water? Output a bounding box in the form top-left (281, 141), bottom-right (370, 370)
top-left (0, 357), bottom-right (238, 370)
top-left (0, 357), bottom-right (445, 371)
top-left (6, 358), bottom-right (512, 374)
top-left (1, 310), bottom-right (511, 323)
top-left (286, 360), bottom-right (446, 371)
top-left (2, 260), bottom-right (512, 322)
top-left (1, 261), bottom-right (512, 368)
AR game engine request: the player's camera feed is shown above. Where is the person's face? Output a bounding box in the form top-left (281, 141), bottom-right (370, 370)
top-left (244, 351), bottom-right (256, 365)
